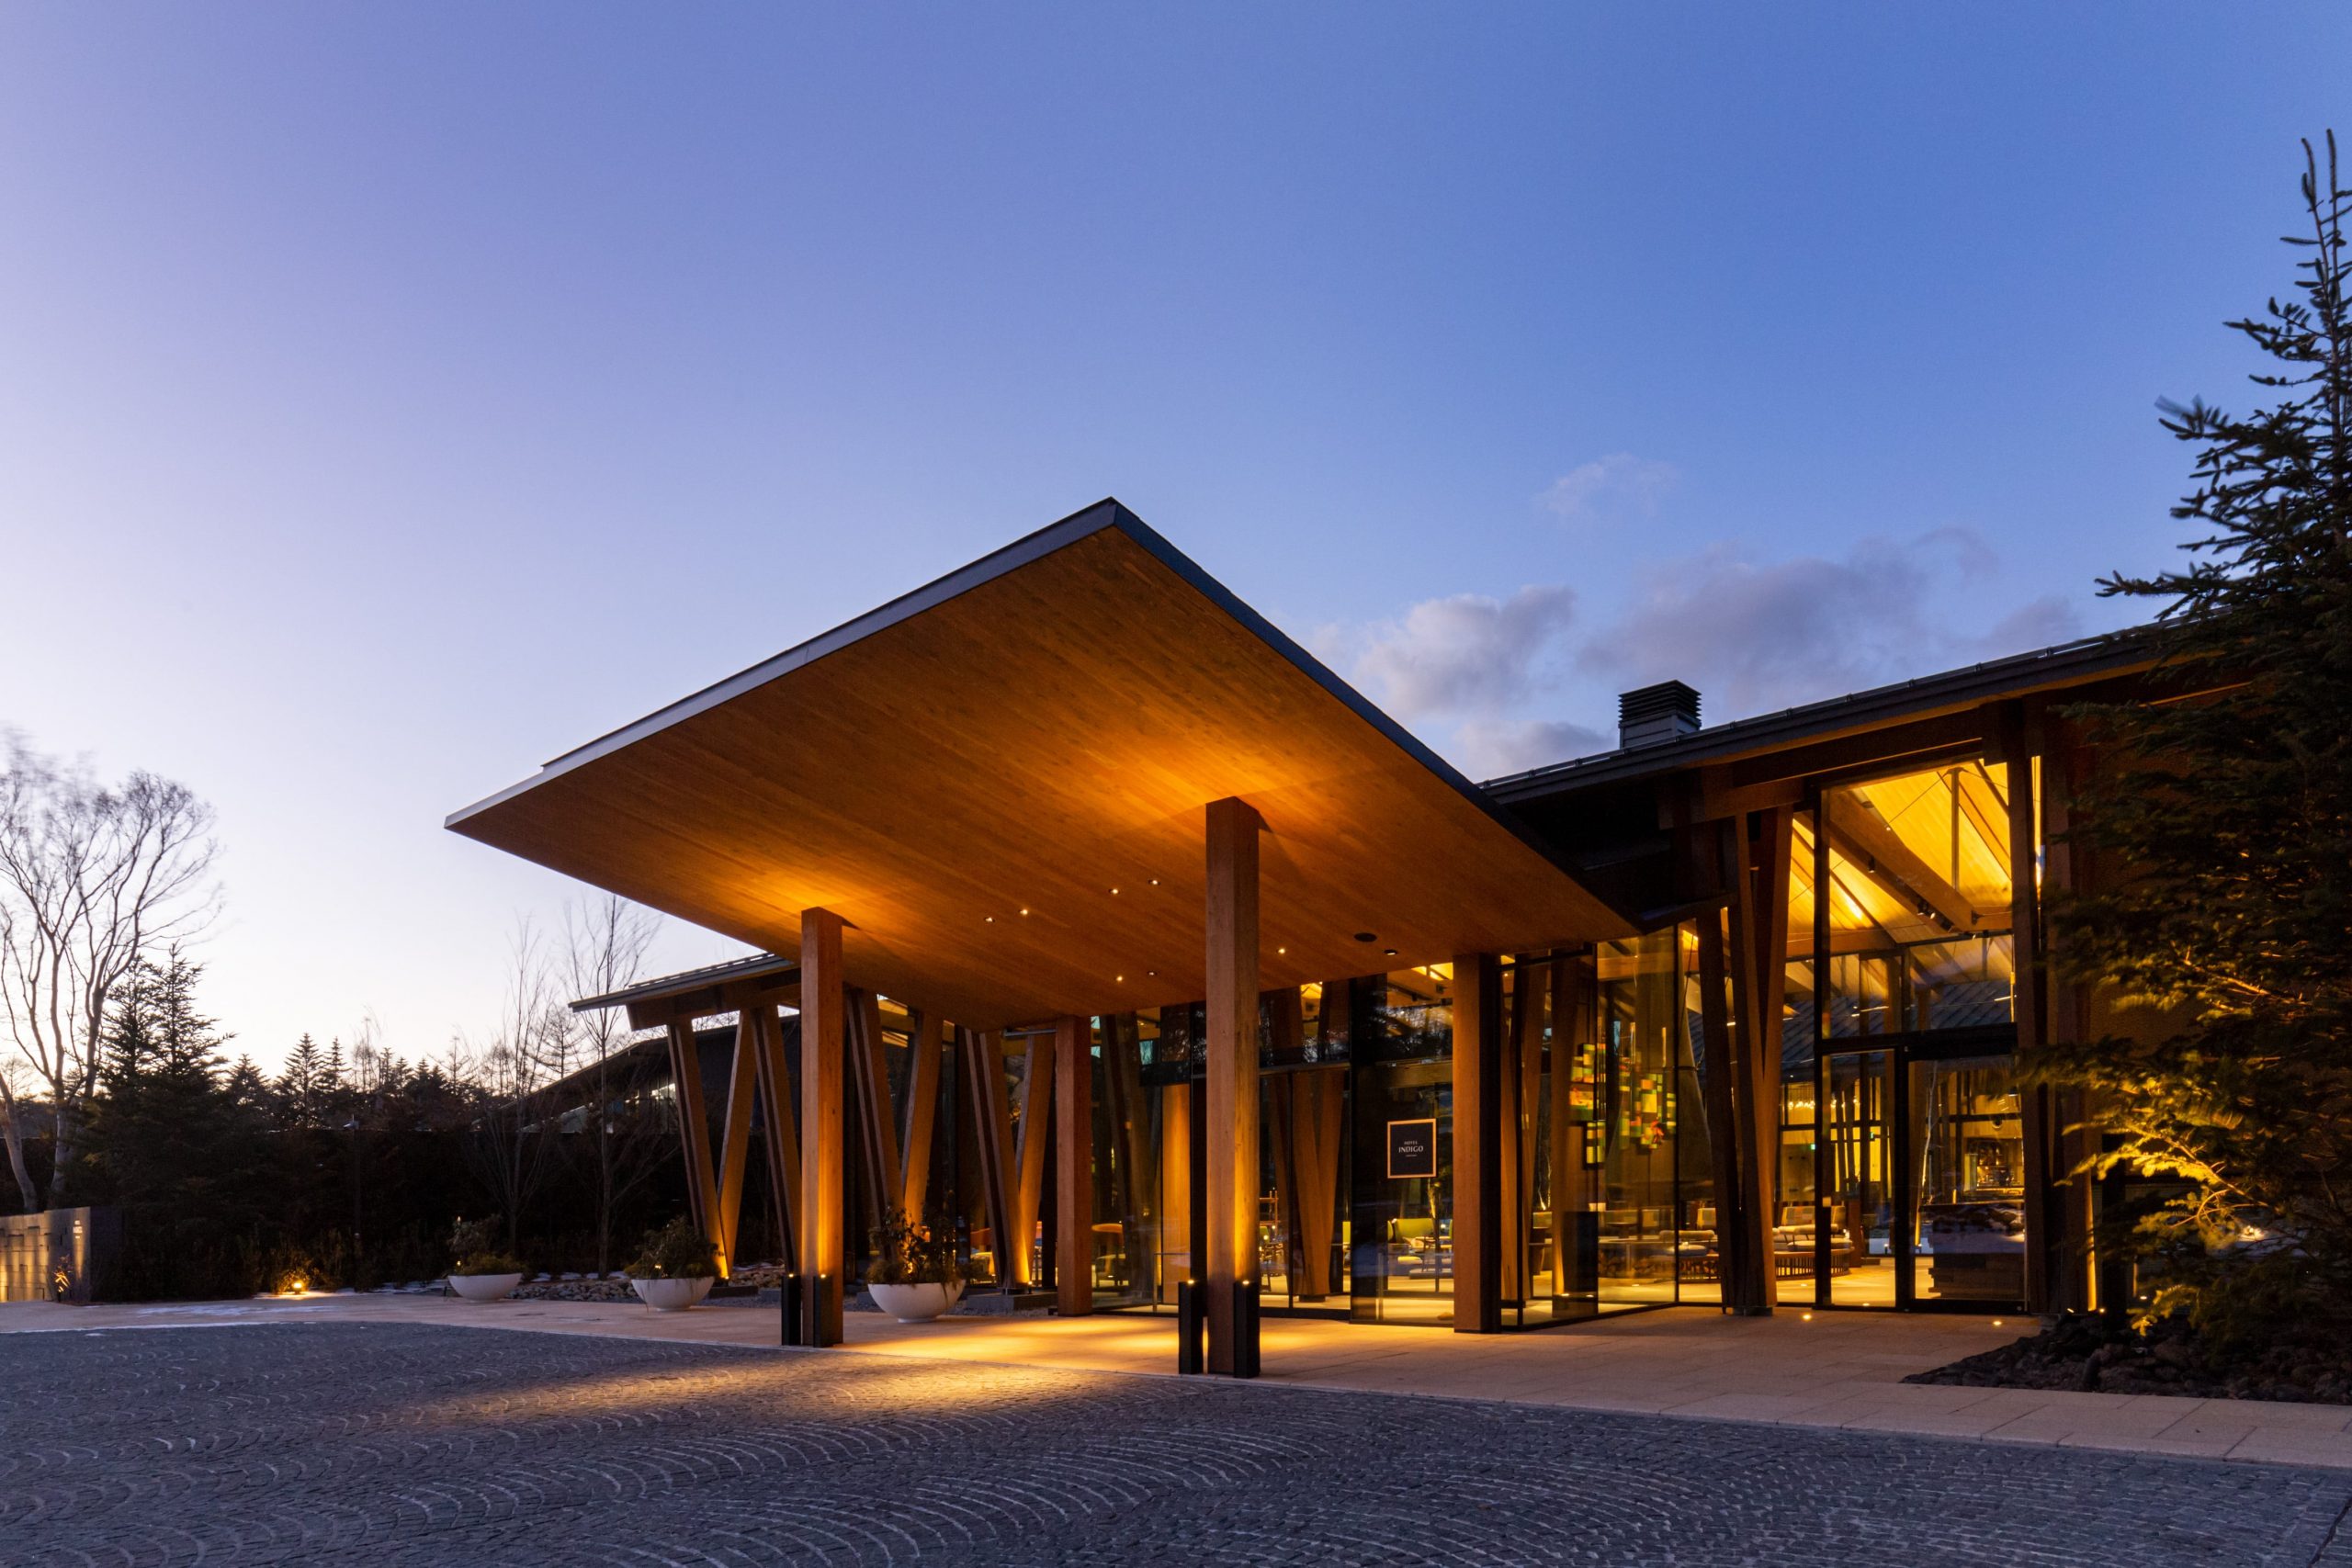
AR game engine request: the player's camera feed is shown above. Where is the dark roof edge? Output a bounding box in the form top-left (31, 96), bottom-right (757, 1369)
top-left (1484, 626), bottom-right (2158, 801)
top-left (446, 499), bottom-right (1128, 830)
top-left (570, 951), bottom-right (795, 1013)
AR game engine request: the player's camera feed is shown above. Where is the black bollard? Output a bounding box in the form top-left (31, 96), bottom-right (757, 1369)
top-left (1175, 1279), bottom-right (1204, 1374)
top-left (780, 1272), bottom-right (803, 1347)
top-left (1232, 1278), bottom-right (1261, 1379)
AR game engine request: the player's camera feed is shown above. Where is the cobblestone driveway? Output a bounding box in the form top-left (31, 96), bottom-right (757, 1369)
top-left (6, 1324), bottom-right (2351, 1566)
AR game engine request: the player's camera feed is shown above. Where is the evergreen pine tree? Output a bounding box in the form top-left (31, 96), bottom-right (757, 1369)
top-left (2041, 134), bottom-right (2352, 1341)
top-left (280, 1033), bottom-right (326, 1126)
top-left (98, 960), bottom-right (162, 1091)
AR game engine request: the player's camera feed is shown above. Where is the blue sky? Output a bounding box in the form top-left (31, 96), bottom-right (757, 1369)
top-left (1, 5), bottom-right (2343, 1069)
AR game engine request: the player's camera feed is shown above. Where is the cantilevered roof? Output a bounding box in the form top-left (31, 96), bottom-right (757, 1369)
top-left (450, 500), bottom-right (1623, 1030)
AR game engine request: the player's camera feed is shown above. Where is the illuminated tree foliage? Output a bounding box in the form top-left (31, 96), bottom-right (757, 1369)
top-left (2044, 134), bottom-right (2352, 1341)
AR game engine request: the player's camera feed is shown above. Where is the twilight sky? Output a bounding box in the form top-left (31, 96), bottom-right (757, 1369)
top-left (1, 5), bottom-right (2344, 1073)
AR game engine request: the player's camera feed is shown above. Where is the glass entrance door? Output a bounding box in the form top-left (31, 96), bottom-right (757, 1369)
top-left (1815, 1044), bottom-right (2027, 1311)
top-left (1910, 1053), bottom-right (2026, 1305)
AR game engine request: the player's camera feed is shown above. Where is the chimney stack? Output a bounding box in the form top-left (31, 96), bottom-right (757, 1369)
top-left (1618, 681), bottom-right (1701, 750)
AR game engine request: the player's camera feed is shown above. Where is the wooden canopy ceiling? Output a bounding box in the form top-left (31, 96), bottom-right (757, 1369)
top-left (447, 501), bottom-right (1625, 1030)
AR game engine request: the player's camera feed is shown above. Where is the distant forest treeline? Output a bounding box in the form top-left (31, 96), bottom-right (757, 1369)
top-left (13, 941), bottom-right (705, 1301)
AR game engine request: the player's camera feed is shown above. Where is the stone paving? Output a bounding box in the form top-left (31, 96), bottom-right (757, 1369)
top-left (6, 1323), bottom-right (2352, 1566)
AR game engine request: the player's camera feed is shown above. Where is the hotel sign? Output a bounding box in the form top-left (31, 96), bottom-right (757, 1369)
top-left (1386, 1118), bottom-right (1438, 1179)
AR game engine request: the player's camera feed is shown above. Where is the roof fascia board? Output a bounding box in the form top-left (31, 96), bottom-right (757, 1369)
top-left (447, 500), bottom-right (1127, 829)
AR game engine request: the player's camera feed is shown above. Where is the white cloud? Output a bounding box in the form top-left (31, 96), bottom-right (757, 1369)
top-left (1450, 717), bottom-right (1610, 780)
top-left (1577, 530), bottom-right (2086, 719)
top-left (1325, 525), bottom-right (2087, 781)
top-left (1539, 453), bottom-right (1677, 527)
top-left (1343, 584), bottom-right (1577, 723)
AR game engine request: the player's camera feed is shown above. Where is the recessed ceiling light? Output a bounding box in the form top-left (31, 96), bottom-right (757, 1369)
top-left (1353, 931), bottom-right (1375, 943)
top-left (1111, 887), bottom-right (1120, 895)
top-left (1020, 908), bottom-right (1030, 917)
top-left (1384, 948), bottom-right (1397, 957)
top-left (1149, 878), bottom-right (1159, 886)
top-left (1276, 946), bottom-right (1286, 955)
top-left (1116, 975), bottom-right (1125, 982)
top-left (1147, 969), bottom-right (1158, 977)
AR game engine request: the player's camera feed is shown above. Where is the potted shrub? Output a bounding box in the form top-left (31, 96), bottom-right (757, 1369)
top-left (865, 1213), bottom-right (964, 1322)
top-left (447, 1217), bottom-right (526, 1303)
top-left (627, 1216), bottom-right (719, 1311)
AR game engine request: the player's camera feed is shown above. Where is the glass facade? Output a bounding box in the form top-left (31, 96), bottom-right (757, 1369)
top-left (1053, 752), bottom-right (2035, 1327)
top-left (1798, 755), bottom-right (2029, 1312)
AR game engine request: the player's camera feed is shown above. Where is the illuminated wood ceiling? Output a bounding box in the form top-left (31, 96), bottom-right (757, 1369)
top-left (447, 501), bottom-right (1625, 1029)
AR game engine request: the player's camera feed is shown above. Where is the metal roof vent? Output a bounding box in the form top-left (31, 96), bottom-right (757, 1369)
top-left (1618, 681), bottom-right (1702, 750)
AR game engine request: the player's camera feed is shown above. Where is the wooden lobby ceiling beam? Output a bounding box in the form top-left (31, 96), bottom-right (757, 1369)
top-left (1821, 795), bottom-right (1978, 932)
top-left (1204, 795), bottom-right (1261, 1373)
top-left (1721, 710), bottom-right (1988, 793)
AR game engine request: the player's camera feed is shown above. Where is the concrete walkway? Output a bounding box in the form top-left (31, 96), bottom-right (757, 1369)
top-left (8, 1292), bottom-right (2351, 1470)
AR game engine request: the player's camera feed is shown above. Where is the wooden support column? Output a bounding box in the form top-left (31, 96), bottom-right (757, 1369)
top-left (1453, 951), bottom-right (1503, 1332)
top-left (1546, 955), bottom-right (1579, 1296)
top-left (958, 1027), bottom-right (1015, 1286)
top-left (847, 988), bottom-right (904, 1235)
top-left (712, 1010), bottom-right (762, 1275)
top-left (899, 1010), bottom-right (939, 1224)
top-left (1726, 807), bottom-right (1791, 1314)
top-left (1009, 1033), bottom-right (1054, 1288)
top-left (1504, 958), bottom-right (1544, 1303)
top-left (748, 1004), bottom-right (800, 1261)
top-left (1994, 702), bottom-right (2052, 1313)
top-left (1693, 910), bottom-right (1750, 1305)
top-left (1204, 795), bottom-right (1261, 1374)
top-left (666, 1020), bottom-right (722, 1253)
top-left (1102, 1013), bottom-right (1153, 1292)
top-left (2040, 718), bottom-right (2096, 1313)
top-left (797, 908), bottom-right (846, 1347)
top-left (1054, 1014), bottom-right (1093, 1316)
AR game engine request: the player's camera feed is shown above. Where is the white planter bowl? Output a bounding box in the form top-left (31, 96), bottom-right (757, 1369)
top-left (868, 1280), bottom-right (964, 1323)
top-left (447, 1272), bottom-right (524, 1302)
top-left (630, 1276), bottom-right (716, 1312)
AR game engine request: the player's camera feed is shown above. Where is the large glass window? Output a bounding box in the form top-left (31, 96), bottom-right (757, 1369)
top-left (1812, 761), bottom-right (2016, 1038)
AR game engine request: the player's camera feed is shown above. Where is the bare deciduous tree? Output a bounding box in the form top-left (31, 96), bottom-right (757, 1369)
top-left (560, 894), bottom-right (661, 1273)
top-left (0, 734), bottom-right (220, 1211)
top-left (453, 919), bottom-right (571, 1253)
